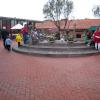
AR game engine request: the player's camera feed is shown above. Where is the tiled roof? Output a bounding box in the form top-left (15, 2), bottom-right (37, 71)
top-left (36, 19), bottom-right (100, 30)
top-left (36, 20), bottom-right (56, 29)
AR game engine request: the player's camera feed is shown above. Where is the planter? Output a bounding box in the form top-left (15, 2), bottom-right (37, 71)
top-left (49, 41), bottom-right (55, 43)
top-left (67, 41), bottom-right (74, 44)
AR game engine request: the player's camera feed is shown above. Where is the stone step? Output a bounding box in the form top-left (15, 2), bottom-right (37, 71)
top-left (21, 45), bottom-right (95, 52)
top-left (12, 46), bottom-right (100, 57)
top-left (36, 41), bottom-right (85, 46)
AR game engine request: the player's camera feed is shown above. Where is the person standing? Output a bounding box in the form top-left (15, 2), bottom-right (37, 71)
top-left (28, 22), bottom-right (33, 45)
top-left (16, 32), bottom-right (22, 47)
top-left (83, 31), bottom-right (88, 45)
top-left (1, 27), bottom-right (9, 48)
top-left (93, 27), bottom-right (100, 51)
top-left (21, 24), bottom-right (28, 44)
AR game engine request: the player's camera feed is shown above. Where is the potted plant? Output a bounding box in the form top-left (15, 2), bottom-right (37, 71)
top-left (48, 36), bottom-right (55, 43)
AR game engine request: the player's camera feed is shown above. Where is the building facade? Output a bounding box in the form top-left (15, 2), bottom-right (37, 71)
top-left (0, 16), bottom-right (40, 33)
top-left (36, 19), bottom-right (100, 39)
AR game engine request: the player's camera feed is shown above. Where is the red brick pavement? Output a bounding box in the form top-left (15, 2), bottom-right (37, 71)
top-left (0, 40), bottom-right (100, 100)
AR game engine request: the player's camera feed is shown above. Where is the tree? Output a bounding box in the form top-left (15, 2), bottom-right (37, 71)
top-left (43, 0), bottom-right (73, 39)
top-left (93, 5), bottom-right (100, 17)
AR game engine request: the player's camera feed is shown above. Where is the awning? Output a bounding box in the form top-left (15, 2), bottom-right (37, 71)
top-left (11, 24), bottom-right (24, 29)
top-left (88, 26), bottom-right (98, 31)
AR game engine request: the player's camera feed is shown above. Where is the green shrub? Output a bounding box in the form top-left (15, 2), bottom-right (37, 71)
top-left (48, 36), bottom-right (55, 43)
top-left (68, 35), bottom-right (74, 41)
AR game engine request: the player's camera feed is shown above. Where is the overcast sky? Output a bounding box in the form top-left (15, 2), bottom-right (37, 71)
top-left (0, 0), bottom-right (100, 20)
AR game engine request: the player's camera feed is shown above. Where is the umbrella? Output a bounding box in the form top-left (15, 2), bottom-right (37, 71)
top-left (11, 24), bottom-right (24, 29)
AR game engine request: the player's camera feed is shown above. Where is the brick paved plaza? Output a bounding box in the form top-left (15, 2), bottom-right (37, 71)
top-left (0, 40), bottom-right (100, 100)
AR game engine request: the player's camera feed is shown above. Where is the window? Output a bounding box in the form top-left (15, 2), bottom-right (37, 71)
top-left (76, 34), bottom-right (81, 38)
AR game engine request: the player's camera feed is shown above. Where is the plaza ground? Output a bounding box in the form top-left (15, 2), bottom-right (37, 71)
top-left (0, 40), bottom-right (100, 100)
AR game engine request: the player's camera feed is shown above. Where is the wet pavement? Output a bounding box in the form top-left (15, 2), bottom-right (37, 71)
top-left (0, 40), bottom-right (100, 100)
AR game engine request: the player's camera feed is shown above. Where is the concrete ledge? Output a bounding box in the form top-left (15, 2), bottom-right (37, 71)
top-left (21, 44), bottom-right (95, 52)
top-left (12, 45), bottom-right (100, 57)
top-left (33, 41), bottom-right (85, 46)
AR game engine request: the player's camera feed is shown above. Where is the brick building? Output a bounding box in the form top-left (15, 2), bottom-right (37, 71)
top-left (36, 19), bottom-right (100, 39)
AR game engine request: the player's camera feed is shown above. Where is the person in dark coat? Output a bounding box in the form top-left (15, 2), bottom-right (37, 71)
top-left (1, 27), bottom-right (9, 48)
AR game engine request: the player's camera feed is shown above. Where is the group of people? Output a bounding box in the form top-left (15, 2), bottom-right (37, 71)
top-left (0, 26), bottom-right (23, 51)
top-left (1, 27), bottom-right (12, 51)
top-left (0, 23), bottom-right (43, 51)
top-left (1, 24), bottom-right (100, 52)
top-left (20, 23), bottom-right (43, 45)
top-left (83, 27), bottom-right (100, 51)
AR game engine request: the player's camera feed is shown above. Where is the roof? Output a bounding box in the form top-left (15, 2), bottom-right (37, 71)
top-left (36, 19), bottom-right (100, 30)
top-left (36, 20), bottom-right (56, 29)
top-left (11, 24), bottom-right (24, 29)
top-left (0, 16), bottom-right (41, 22)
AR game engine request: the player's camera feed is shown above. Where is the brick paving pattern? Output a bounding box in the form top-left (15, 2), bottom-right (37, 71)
top-left (0, 40), bottom-right (100, 100)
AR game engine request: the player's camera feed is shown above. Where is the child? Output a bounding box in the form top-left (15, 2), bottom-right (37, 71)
top-left (5, 35), bottom-right (12, 51)
top-left (89, 35), bottom-right (95, 47)
top-left (16, 32), bottom-right (22, 47)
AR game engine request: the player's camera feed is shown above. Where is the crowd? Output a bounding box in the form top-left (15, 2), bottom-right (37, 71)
top-left (0, 25), bottom-right (100, 52)
top-left (0, 22), bottom-right (44, 51)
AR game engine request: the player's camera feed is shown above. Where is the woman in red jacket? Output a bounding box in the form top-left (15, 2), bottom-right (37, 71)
top-left (93, 27), bottom-right (100, 51)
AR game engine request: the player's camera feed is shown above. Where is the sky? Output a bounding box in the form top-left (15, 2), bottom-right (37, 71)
top-left (0, 0), bottom-right (100, 21)
top-left (71, 0), bottom-right (100, 19)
